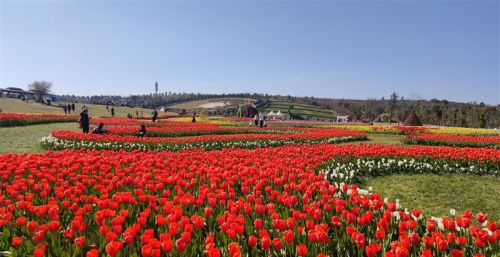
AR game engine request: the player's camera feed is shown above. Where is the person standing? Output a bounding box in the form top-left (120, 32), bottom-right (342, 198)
top-left (259, 112), bottom-right (265, 128)
top-left (111, 107), bottom-right (115, 117)
top-left (63, 104), bottom-right (67, 114)
top-left (192, 112), bottom-right (196, 123)
top-left (71, 103), bottom-right (75, 112)
top-left (152, 109), bottom-right (158, 122)
top-left (254, 114), bottom-right (259, 126)
top-left (79, 109), bottom-right (90, 133)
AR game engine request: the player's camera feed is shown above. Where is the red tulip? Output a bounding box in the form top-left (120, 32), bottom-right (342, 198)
top-left (451, 249), bottom-right (463, 257)
top-left (33, 244), bottom-right (46, 257)
top-left (175, 238), bottom-right (186, 253)
top-left (11, 237), bottom-right (23, 247)
top-left (248, 235), bottom-right (258, 248)
top-left (27, 221), bottom-right (38, 233)
top-left (48, 220), bottom-right (60, 233)
top-left (161, 238), bottom-right (173, 253)
top-left (297, 244), bottom-right (308, 256)
top-left (273, 238), bottom-right (283, 249)
top-left (421, 249), bottom-right (432, 257)
top-left (426, 220), bottom-right (436, 232)
top-left (86, 249), bottom-right (99, 257)
top-left (16, 217), bottom-right (26, 227)
top-left (365, 243), bottom-right (381, 257)
top-left (260, 236), bottom-right (271, 249)
top-left (75, 236), bottom-right (86, 248)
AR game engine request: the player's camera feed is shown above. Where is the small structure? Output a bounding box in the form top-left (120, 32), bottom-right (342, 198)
top-left (266, 110), bottom-right (285, 120)
top-left (336, 115), bottom-right (351, 123)
top-left (404, 111), bottom-right (423, 126)
top-left (0, 87), bottom-right (34, 99)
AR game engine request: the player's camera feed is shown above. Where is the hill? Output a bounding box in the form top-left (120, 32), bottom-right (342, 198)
top-left (164, 97), bottom-right (335, 120)
top-left (166, 98), bottom-right (255, 113)
top-left (55, 92), bottom-right (500, 128)
top-left (0, 98), bottom-right (153, 118)
top-left (260, 99), bottom-right (335, 120)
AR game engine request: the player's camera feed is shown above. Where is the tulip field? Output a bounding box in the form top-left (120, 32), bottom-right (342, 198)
top-left (40, 118), bottom-right (367, 151)
top-left (403, 134), bottom-right (500, 149)
top-left (0, 114), bottom-right (499, 257)
top-left (0, 113), bottom-right (79, 127)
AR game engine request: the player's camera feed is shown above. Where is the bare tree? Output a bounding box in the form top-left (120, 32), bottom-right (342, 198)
top-left (365, 98), bottom-right (376, 124)
top-left (28, 81), bottom-right (52, 103)
top-left (388, 92), bottom-right (398, 124)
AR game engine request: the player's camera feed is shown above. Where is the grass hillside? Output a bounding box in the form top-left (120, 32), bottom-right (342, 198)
top-left (166, 98), bottom-right (335, 119)
top-left (167, 98), bottom-right (255, 110)
top-left (0, 98), bottom-right (153, 118)
top-left (262, 100), bottom-right (335, 120)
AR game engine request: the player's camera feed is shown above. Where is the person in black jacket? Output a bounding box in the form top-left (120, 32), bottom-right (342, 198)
top-left (79, 109), bottom-right (90, 133)
top-left (152, 109), bottom-right (158, 122)
top-left (138, 124), bottom-right (147, 137)
top-left (92, 123), bottom-right (107, 134)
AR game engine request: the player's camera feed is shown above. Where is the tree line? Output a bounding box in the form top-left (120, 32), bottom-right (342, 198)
top-left (54, 92), bottom-right (499, 129)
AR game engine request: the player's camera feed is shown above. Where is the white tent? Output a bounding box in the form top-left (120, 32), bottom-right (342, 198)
top-left (275, 111), bottom-right (284, 116)
top-left (267, 110), bottom-right (277, 116)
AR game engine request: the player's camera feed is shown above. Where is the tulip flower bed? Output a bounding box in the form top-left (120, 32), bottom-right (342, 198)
top-left (318, 125), bottom-right (500, 136)
top-left (317, 125), bottom-right (432, 135)
top-left (135, 113), bottom-right (181, 120)
top-left (0, 143), bottom-right (499, 257)
top-left (429, 127), bottom-right (499, 136)
top-left (40, 128), bottom-right (366, 151)
top-left (403, 134), bottom-right (500, 149)
top-left (106, 126), bottom-right (305, 137)
top-left (0, 113), bottom-right (79, 127)
top-left (89, 118), bottom-right (183, 127)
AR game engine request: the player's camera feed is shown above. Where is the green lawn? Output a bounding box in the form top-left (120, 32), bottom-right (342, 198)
top-left (365, 174), bottom-right (500, 221)
top-left (0, 122), bottom-right (79, 153)
top-left (0, 98), bottom-right (153, 118)
top-left (366, 133), bottom-right (404, 145)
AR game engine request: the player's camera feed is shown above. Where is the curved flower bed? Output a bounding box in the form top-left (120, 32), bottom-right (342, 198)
top-left (106, 126), bottom-right (305, 137)
top-left (135, 113), bottom-right (180, 120)
top-left (403, 134), bottom-right (500, 149)
top-left (318, 125), bottom-right (499, 136)
top-left (317, 125), bottom-right (431, 135)
top-left (0, 144), bottom-right (498, 256)
top-left (0, 113), bottom-right (78, 127)
top-left (41, 128), bottom-right (367, 151)
top-left (430, 127), bottom-right (499, 136)
top-left (88, 118), bottom-right (191, 127)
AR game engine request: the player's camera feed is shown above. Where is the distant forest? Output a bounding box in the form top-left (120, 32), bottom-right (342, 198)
top-left (56, 92), bottom-right (499, 129)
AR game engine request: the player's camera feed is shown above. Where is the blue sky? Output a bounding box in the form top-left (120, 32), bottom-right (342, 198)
top-left (1, 1), bottom-right (498, 104)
